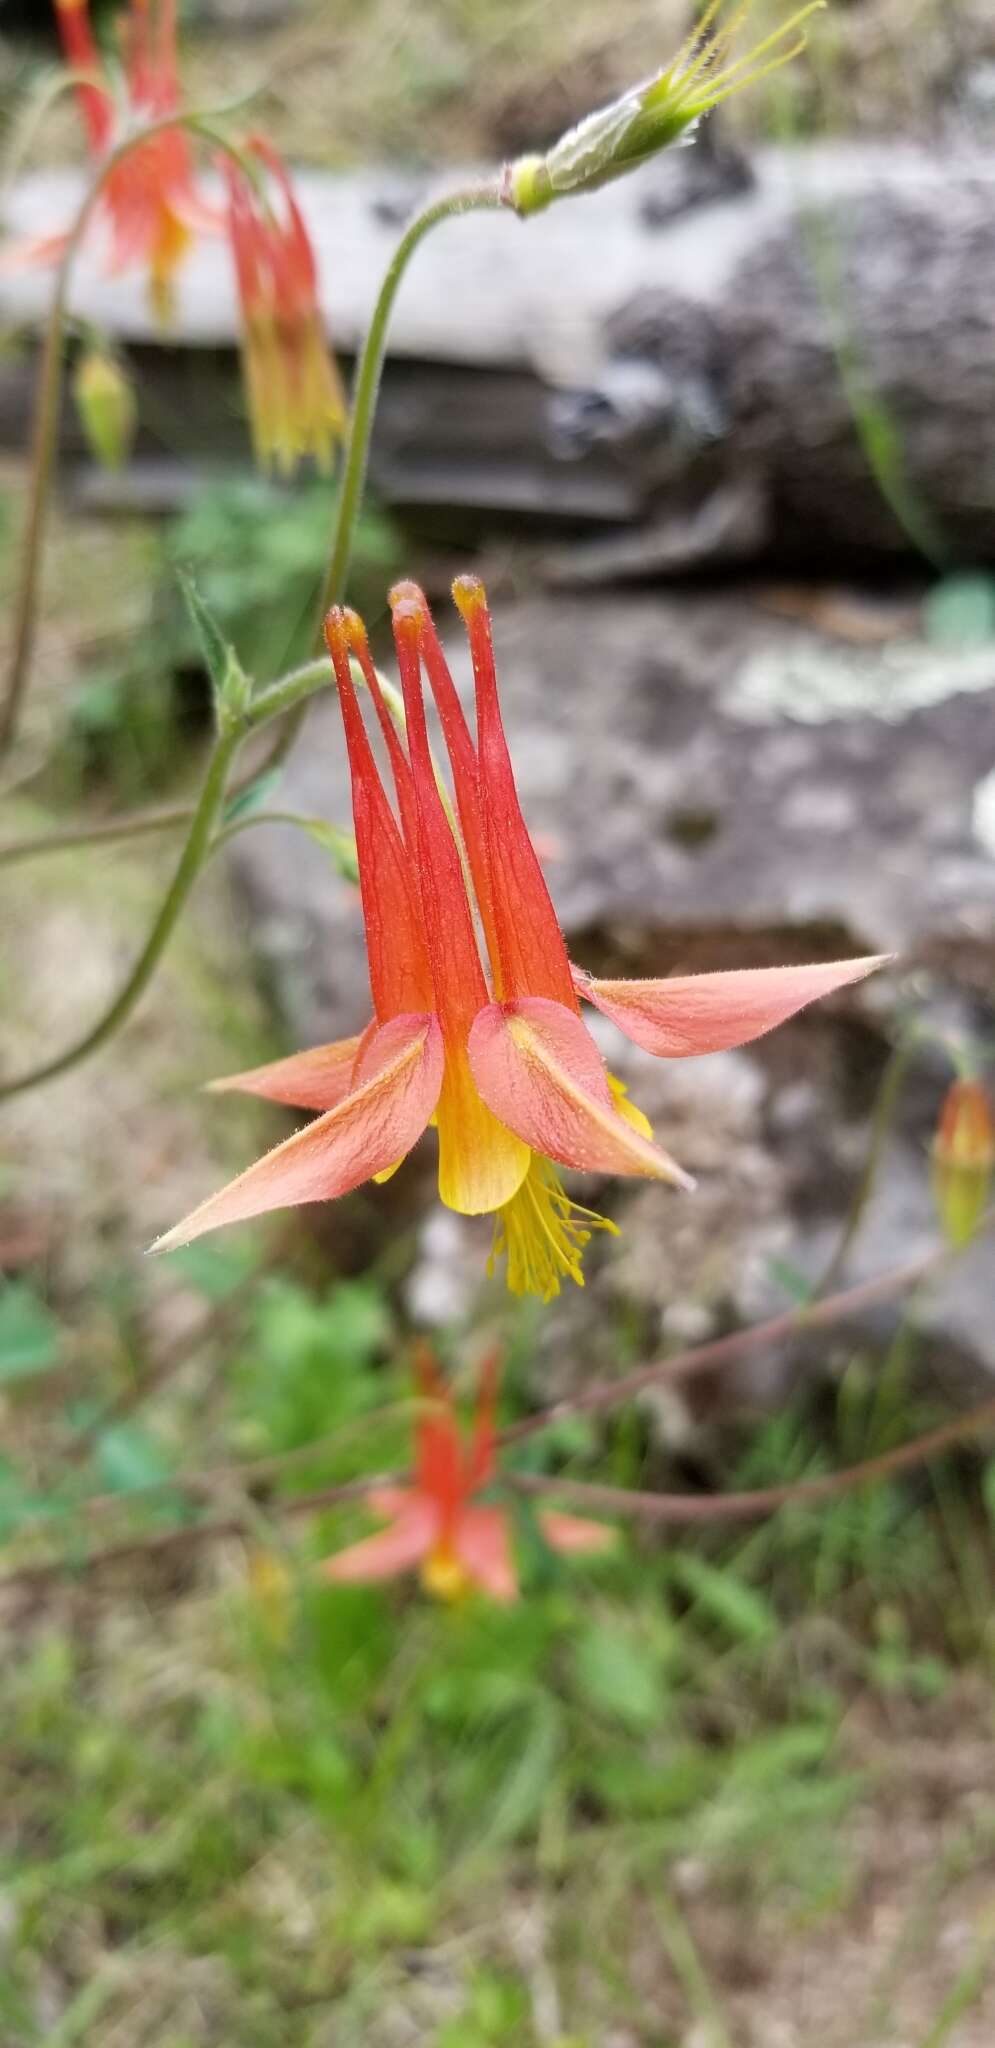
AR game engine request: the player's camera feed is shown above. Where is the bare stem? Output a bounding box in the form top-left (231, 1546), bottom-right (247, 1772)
top-left (507, 1392), bottom-right (995, 1524)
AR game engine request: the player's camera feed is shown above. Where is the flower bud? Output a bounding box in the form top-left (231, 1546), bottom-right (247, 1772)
top-left (505, 1), bottom-right (822, 215)
top-left (931, 1079), bottom-right (994, 1250)
top-left (72, 345), bottom-right (137, 471)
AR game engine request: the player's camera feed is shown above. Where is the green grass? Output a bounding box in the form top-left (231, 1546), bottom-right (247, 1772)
top-left (3, 1245), bottom-right (995, 2045)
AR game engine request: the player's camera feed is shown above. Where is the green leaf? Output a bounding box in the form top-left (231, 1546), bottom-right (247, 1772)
top-left (176, 566), bottom-right (250, 718)
top-left (480, 1701), bottom-right (560, 1846)
top-left (571, 1620), bottom-right (668, 1730)
top-left (767, 1256), bottom-right (815, 1306)
top-left (298, 819), bottom-right (360, 885)
top-left (0, 1283), bottom-right (61, 1383)
top-left (171, 1237), bottom-right (257, 1302)
top-left (223, 767), bottom-right (281, 825)
top-left (924, 573), bottom-right (995, 651)
top-left (670, 1553), bottom-right (777, 1644)
top-left (95, 1423), bottom-right (173, 1495)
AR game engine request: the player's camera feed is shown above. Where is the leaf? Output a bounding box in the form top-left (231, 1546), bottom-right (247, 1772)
top-left (481, 1700), bottom-right (560, 1846)
top-left (223, 767), bottom-right (281, 825)
top-left (298, 819), bottom-right (360, 885)
top-left (171, 1237), bottom-right (257, 1302)
top-left (924, 573), bottom-right (995, 652)
top-left (176, 566), bottom-right (250, 717)
top-left (670, 1554), bottom-right (777, 1644)
top-left (0, 1283), bottom-right (61, 1383)
top-left (95, 1423), bottom-right (173, 1495)
top-left (571, 1620), bottom-right (667, 1730)
top-left (767, 1256), bottom-right (815, 1306)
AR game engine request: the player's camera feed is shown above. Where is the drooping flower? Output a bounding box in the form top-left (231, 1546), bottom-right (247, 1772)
top-left (506, 0), bottom-right (823, 214)
top-left (153, 577), bottom-right (887, 1297)
top-left (931, 1077), bottom-right (993, 1251)
top-left (222, 138), bottom-right (346, 475)
top-left (46, 0), bottom-right (216, 322)
top-left (321, 1348), bottom-right (612, 1602)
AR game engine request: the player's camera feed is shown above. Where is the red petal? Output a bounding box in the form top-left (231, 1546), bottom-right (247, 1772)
top-left (455, 1505), bottom-right (518, 1601)
top-left (151, 1013), bottom-right (443, 1252)
top-left (413, 1345), bottom-right (465, 1521)
top-left (392, 581), bottom-right (502, 981)
top-left (206, 1030), bottom-right (368, 1110)
top-left (325, 612), bottom-right (435, 1019)
top-left (452, 576), bottom-right (577, 1010)
top-left (539, 1510), bottom-right (616, 1556)
top-left (468, 997), bottom-right (693, 1187)
top-left (389, 598), bottom-right (491, 1042)
top-left (321, 1495), bottom-right (437, 1583)
top-left (573, 955), bottom-right (891, 1057)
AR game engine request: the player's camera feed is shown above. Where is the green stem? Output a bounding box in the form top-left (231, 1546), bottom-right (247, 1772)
top-left (812, 1027), bottom-right (923, 1301)
top-left (317, 180), bottom-right (504, 625)
top-left (0, 99), bottom-right (267, 761)
top-left (1, 179), bottom-right (509, 1091)
top-left (0, 723), bottom-right (240, 1100)
top-left (0, 183), bottom-right (101, 756)
top-left (255, 179), bottom-right (506, 784)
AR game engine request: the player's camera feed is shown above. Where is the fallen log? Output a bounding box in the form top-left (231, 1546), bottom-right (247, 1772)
top-left (1, 144), bottom-right (992, 565)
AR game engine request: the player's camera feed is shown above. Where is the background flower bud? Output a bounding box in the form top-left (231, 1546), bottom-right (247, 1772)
top-left (931, 1079), bottom-right (994, 1250)
top-left (72, 345), bottom-right (137, 471)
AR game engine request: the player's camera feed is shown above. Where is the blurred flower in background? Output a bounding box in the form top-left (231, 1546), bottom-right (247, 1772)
top-left (53, 0), bottom-right (216, 320)
top-left (223, 137), bottom-right (346, 475)
top-left (322, 1349), bottom-right (613, 1602)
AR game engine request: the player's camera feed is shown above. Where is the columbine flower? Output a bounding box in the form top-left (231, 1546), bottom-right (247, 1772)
top-left (154, 575), bottom-right (886, 1300)
top-left (46, 0), bottom-right (216, 322)
top-left (505, 0), bottom-right (823, 214)
top-left (322, 1349), bottom-right (612, 1603)
top-left (223, 138), bottom-right (346, 476)
top-left (931, 1078), bottom-right (994, 1250)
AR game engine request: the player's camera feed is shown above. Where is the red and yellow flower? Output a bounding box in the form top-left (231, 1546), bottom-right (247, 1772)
top-left (51, 0), bottom-right (216, 322)
top-left (222, 138), bottom-right (346, 475)
top-left (154, 577), bottom-right (886, 1298)
top-left (322, 1348), bottom-right (612, 1602)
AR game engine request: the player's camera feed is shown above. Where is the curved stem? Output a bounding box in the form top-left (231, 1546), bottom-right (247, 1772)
top-left (506, 1389), bottom-right (995, 1524)
top-left (255, 179), bottom-right (506, 785)
top-left (318, 180), bottom-right (504, 625)
top-left (0, 723), bottom-right (240, 1100)
top-left (1, 172), bottom-right (508, 1088)
top-left (0, 183), bottom-right (102, 755)
top-left (812, 1026), bottom-right (924, 1301)
top-left (0, 96), bottom-right (268, 761)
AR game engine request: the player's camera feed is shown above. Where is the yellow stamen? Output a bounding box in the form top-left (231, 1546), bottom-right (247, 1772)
top-left (489, 1155), bottom-right (618, 1303)
top-left (420, 1543), bottom-right (472, 1602)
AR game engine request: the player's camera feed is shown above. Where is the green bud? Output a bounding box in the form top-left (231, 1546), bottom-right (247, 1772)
top-left (73, 345), bottom-right (137, 471)
top-left (505, 1), bottom-right (823, 215)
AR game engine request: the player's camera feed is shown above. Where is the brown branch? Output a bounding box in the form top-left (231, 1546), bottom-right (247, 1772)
top-left (507, 1392), bottom-right (995, 1524)
top-left (498, 1231), bottom-right (978, 1448)
top-left (3, 1224), bottom-right (988, 1594)
top-left (0, 1472), bottom-right (394, 1596)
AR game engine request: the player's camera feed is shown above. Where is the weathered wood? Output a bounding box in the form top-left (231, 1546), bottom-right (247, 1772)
top-left (2, 145), bottom-right (993, 559)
